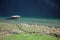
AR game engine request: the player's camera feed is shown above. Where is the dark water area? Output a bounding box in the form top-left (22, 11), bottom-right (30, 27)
top-left (0, 0), bottom-right (60, 19)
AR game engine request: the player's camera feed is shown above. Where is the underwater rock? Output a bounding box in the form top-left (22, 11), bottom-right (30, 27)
top-left (10, 15), bottom-right (21, 20)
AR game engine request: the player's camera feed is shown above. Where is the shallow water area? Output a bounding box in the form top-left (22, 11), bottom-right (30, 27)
top-left (0, 17), bottom-right (60, 27)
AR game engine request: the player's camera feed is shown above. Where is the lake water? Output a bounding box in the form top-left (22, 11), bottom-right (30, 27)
top-left (0, 17), bottom-right (60, 27)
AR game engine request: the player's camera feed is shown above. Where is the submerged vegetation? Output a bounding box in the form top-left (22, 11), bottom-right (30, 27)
top-left (0, 22), bottom-right (60, 40)
top-left (3, 34), bottom-right (58, 40)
